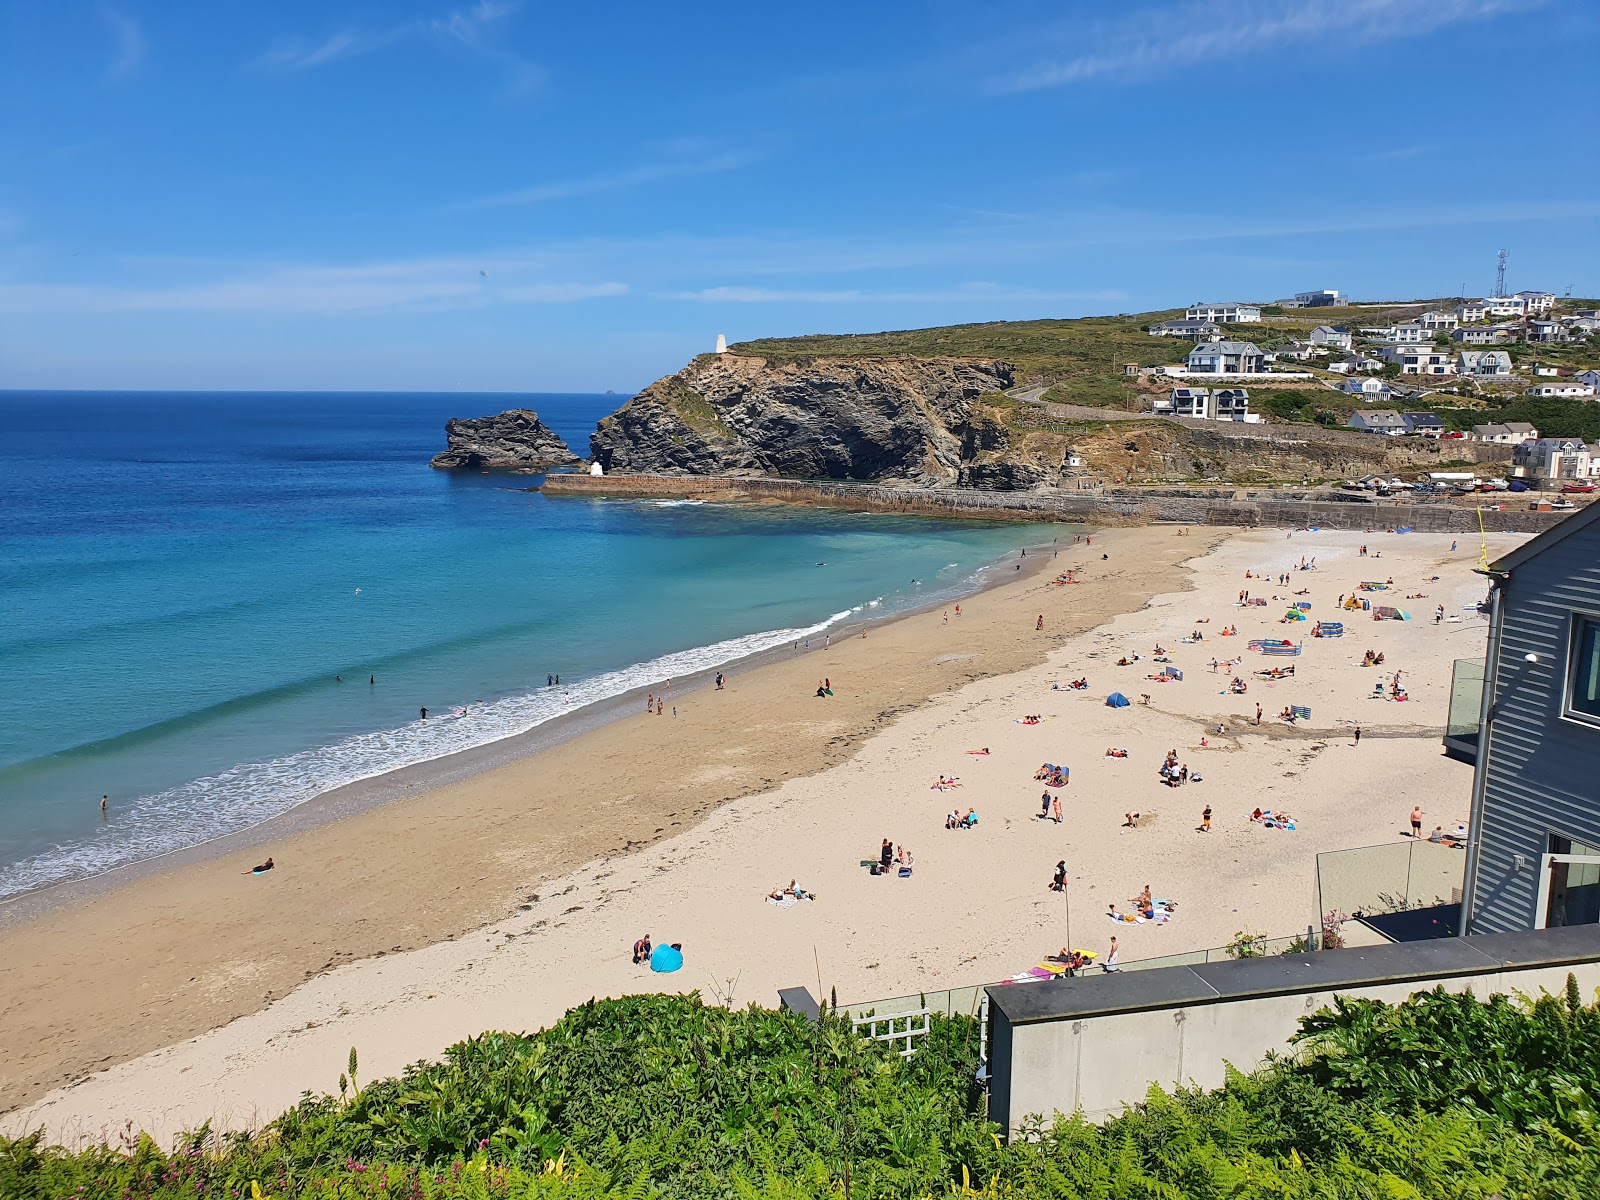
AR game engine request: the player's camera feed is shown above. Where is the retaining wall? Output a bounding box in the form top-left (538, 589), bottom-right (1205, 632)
top-left (539, 473), bottom-right (1569, 534)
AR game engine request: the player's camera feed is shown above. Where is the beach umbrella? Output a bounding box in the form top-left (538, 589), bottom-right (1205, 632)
top-left (1105, 692), bottom-right (1130, 708)
top-left (649, 944), bottom-right (684, 973)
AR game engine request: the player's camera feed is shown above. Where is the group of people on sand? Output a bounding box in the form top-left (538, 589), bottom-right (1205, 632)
top-left (946, 808), bottom-right (979, 829)
top-left (1159, 748), bottom-right (1194, 787)
top-left (1053, 677), bottom-right (1089, 691)
top-left (1038, 791), bottom-right (1064, 823)
top-left (1018, 713), bottom-right (1045, 725)
top-left (931, 774), bottom-right (961, 791)
top-left (876, 838), bottom-right (914, 873)
top-left (1034, 762), bottom-right (1068, 787)
top-left (1361, 649), bottom-right (1388, 666)
top-left (1115, 653), bottom-right (1143, 666)
top-left (815, 677), bottom-right (834, 698)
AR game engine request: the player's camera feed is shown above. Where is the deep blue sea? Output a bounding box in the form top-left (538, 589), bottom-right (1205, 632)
top-left (0, 391), bottom-right (1041, 899)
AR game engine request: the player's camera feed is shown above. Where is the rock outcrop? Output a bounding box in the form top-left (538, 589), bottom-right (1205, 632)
top-left (589, 355), bottom-right (1016, 485)
top-left (430, 410), bottom-right (580, 471)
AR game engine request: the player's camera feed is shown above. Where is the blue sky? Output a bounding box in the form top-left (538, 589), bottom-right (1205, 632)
top-left (1, 0), bottom-right (1596, 392)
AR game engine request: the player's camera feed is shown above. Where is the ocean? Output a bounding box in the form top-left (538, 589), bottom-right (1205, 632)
top-left (0, 391), bottom-right (1043, 900)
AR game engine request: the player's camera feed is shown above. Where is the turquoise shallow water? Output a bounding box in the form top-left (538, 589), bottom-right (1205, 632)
top-left (0, 391), bottom-right (1043, 898)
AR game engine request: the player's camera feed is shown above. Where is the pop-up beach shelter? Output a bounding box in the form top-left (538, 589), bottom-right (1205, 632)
top-left (1105, 692), bottom-right (1131, 708)
top-left (649, 944), bottom-right (684, 973)
top-left (1161, 666), bottom-right (1183, 680)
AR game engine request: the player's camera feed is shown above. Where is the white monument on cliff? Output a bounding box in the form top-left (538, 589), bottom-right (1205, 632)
top-left (715, 333), bottom-right (727, 354)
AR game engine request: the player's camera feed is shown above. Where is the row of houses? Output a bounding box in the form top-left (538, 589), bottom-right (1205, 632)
top-left (1149, 387), bottom-right (1258, 422)
top-left (1343, 411), bottom-right (1547, 443)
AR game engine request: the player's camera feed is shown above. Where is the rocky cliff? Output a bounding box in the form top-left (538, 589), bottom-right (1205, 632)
top-left (430, 410), bottom-right (580, 471)
top-left (589, 355), bottom-right (1016, 485)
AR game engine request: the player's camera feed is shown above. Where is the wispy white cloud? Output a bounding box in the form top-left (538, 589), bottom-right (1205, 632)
top-left (0, 254), bottom-right (625, 315)
top-left (672, 284), bottom-right (1127, 305)
top-left (470, 149), bottom-right (754, 207)
top-left (256, 0), bottom-right (536, 88)
top-left (100, 3), bottom-right (146, 79)
top-left (1000, 0), bottom-right (1540, 91)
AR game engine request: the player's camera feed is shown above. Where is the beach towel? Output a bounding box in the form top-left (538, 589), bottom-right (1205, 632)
top-left (766, 895), bottom-right (799, 909)
top-left (1291, 705), bottom-right (1311, 721)
top-left (649, 945), bottom-right (684, 973)
top-left (1105, 692), bottom-right (1131, 708)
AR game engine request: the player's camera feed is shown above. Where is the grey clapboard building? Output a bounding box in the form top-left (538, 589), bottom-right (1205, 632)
top-left (1462, 502), bottom-right (1600, 933)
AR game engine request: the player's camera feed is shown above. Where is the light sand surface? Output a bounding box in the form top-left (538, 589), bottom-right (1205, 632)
top-left (4, 525), bottom-right (1522, 1146)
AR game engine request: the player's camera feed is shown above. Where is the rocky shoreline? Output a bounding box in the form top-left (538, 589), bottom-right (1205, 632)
top-left (430, 409), bottom-right (579, 471)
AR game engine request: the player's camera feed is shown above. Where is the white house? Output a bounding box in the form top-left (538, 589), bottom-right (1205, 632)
top-left (1526, 382), bottom-right (1596, 399)
top-left (1366, 322), bottom-right (1431, 344)
top-left (1482, 296), bottom-right (1528, 318)
top-left (1453, 325), bottom-right (1513, 345)
top-left (1212, 388), bottom-right (1253, 421)
top-left (1458, 350), bottom-right (1514, 377)
top-left (1347, 408), bottom-right (1408, 435)
top-left (1338, 376), bottom-right (1394, 398)
top-left (1402, 411), bottom-right (1447, 438)
top-left (1378, 346), bottom-right (1456, 375)
top-left (1455, 301), bottom-right (1489, 323)
top-left (1513, 438), bottom-right (1591, 483)
top-left (1149, 319), bottom-right (1223, 339)
top-left (1524, 320), bottom-right (1569, 345)
top-left (1515, 291), bottom-right (1557, 317)
top-left (1472, 422), bottom-right (1540, 445)
top-left (1269, 341), bottom-right (1322, 362)
top-left (1184, 303), bottom-right (1262, 324)
top-left (1186, 340), bottom-right (1264, 373)
top-left (1418, 310), bottom-right (1459, 331)
top-left (1150, 387), bottom-right (1255, 422)
top-left (1309, 325), bottom-right (1353, 349)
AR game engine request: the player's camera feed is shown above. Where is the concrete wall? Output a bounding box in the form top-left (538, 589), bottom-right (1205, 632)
top-left (541, 472), bottom-right (1570, 535)
top-left (985, 927), bottom-right (1600, 1135)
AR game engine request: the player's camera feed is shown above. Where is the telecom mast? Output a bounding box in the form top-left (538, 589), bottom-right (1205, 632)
top-left (1494, 249), bottom-right (1508, 298)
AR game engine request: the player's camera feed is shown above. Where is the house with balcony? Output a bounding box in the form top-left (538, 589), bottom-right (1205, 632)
top-left (1454, 325), bottom-right (1514, 345)
top-left (1185, 340), bottom-right (1264, 373)
top-left (1291, 289), bottom-right (1341, 307)
top-left (1402, 411), bottom-right (1447, 438)
top-left (1455, 301), bottom-right (1490, 323)
top-left (1483, 296), bottom-right (1529, 318)
top-left (1378, 346), bottom-right (1456, 375)
top-left (1576, 370), bottom-right (1600, 391)
top-left (1309, 325), bottom-right (1353, 349)
top-left (1366, 322), bottom-right (1431, 344)
top-left (1514, 438), bottom-right (1593, 483)
top-left (1525, 320), bottom-right (1570, 345)
top-left (1459, 349), bottom-right (1514, 377)
top-left (1346, 408), bottom-right (1408, 435)
top-left (1527, 381), bottom-right (1596, 399)
top-left (1184, 302), bottom-right (1262, 324)
top-left (1148, 319), bottom-right (1223, 339)
top-left (1515, 291), bottom-right (1557, 317)
top-left (1337, 375), bottom-right (1395, 398)
top-left (1418, 310), bottom-right (1459, 331)
top-left (1212, 388), bottom-right (1252, 421)
top-left (1269, 341), bottom-right (1321, 362)
top-left (1152, 387), bottom-right (1212, 418)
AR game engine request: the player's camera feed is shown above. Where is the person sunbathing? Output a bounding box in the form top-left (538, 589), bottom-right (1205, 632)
top-left (1122, 811), bottom-right (1141, 828)
top-left (243, 857), bottom-right (274, 875)
top-left (1130, 884), bottom-right (1152, 907)
top-left (946, 810), bottom-right (961, 829)
top-left (1251, 808), bottom-right (1264, 822)
top-left (1428, 826), bottom-right (1461, 848)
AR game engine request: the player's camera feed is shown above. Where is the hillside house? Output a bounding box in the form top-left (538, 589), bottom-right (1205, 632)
top-left (1516, 291), bottom-right (1557, 317)
top-left (1565, 317), bottom-right (1600, 337)
top-left (1455, 301), bottom-right (1490, 323)
top-left (1459, 350), bottom-right (1514, 377)
top-left (1184, 303), bottom-right (1262, 324)
top-left (1337, 375), bottom-right (1394, 398)
top-left (1186, 340), bottom-right (1264, 373)
top-left (1459, 503), bottom-right (1600, 934)
top-left (1402, 411), bottom-right (1447, 438)
top-left (1526, 382), bottom-right (1596, 399)
top-left (1472, 422), bottom-right (1540, 445)
top-left (1269, 342), bottom-right (1321, 362)
top-left (1379, 346), bottom-right (1456, 375)
top-left (1346, 408), bottom-right (1408, 435)
top-left (1309, 326), bottom-right (1353, 350)
top-left (1149, 319), bottom-right (1223, 339)
top-left (1150, 387), bottom-right (1255, 422)
top-left (1576, 370), bottom-right (1600, 391)
top-left (1212, 388), bottom-right (1252, 421)
top-left (1418, 310), bottom-right (1459, 331)
top-left (1454, 325), bottom-right (1514, 345)
top-left (1483, 296), bottom-right (1529, 318)
top-left (1514, 438), bottom-right (1592, 483)
top-left (1366, 322), bottom-right (1431, 344)
top-left (1525, 320), bottom-right (1570, 345)
top-left (1291, 289), bottom-right (1342, 307)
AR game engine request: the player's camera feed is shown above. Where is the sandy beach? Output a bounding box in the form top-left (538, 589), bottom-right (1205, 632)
top-left (2, 522), bottom-right (1523, 1146)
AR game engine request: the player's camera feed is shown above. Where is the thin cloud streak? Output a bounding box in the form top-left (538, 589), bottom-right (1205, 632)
top-left (1000, 0), bottom-right (1540, 91)
top-left (672, 285), bottom-right (1127, 304)
top-left (100, 4), bottom-right (146, 78)
top-left (256, 0), bottom-right (532, 81)
top-left (470, 151), bottom-right (754, 207)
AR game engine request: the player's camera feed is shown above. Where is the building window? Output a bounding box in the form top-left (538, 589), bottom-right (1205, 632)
top-left (1568, 616), bottom-right (1600, 725)
top-left (1547, 835), bottom-right (1600, 928)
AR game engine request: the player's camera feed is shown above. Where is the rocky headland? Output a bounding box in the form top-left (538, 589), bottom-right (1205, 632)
top-left (430, 410), bottom-right (580, 471)
top-left (588, 354), bottom-right (1026, 486)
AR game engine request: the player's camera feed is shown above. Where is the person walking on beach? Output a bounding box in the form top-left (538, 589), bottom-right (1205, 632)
top-left (1255, 703), bottom-right (1262, 725)
top-left (1040, 792), bottom-right (1052, 819)
top-left (1104, 936), bottom-right (1120, 973)
top-left (1353, 724), bottom-right (1362, 746)
top-left (646, 692), bottom-right (654, 712)
top-left (1200, 805), bottom-right (1211, 832)
top-left (1410, 806), bottom-right (1424, 838)
top-left (100, 794), bottom-right (108, 817)
top-left (656, 698), bottom-right (664, 715)
top-left (1036, 614), bottom-right (1044, 631)
top-left (1051, 796), bottom-right (1063, 824)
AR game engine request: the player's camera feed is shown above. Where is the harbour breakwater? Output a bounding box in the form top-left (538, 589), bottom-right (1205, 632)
top-left (539, 473), bottom-right (1572, 534)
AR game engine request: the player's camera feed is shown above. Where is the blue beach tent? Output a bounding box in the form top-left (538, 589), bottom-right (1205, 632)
top-left (649, 944), bottom-right (684, 973)
top-left (1105, 692), bottom-right (1131, 708)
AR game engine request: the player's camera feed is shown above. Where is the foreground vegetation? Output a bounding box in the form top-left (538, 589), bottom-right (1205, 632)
top-left (6, 979), bottom-right (1600, 1198)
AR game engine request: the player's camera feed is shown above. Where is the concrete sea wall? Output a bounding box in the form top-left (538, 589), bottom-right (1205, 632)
top-left (539, 473), bottom-right (1569, 534)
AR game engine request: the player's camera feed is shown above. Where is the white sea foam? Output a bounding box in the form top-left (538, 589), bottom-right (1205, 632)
top-left (0, 610), bottom-right (856, 900)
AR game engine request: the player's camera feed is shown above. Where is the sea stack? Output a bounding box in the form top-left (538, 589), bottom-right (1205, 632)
top-left (429, 410), bottom-right (582, 471)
